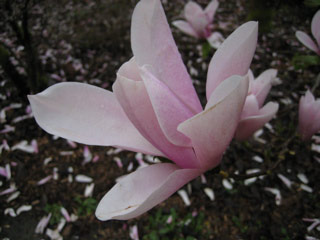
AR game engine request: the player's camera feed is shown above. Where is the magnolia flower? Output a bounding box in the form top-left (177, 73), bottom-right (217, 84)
top-left (298, 90), bottom-right (320, 140)
top-left (235, 69), bottom-right (279, 140)
top-left (28, 0), bottom-right (257, 220)
top-left (296, 10), bottom-right (320, 55)
top-left (172, 0), bottom-right (219, 39)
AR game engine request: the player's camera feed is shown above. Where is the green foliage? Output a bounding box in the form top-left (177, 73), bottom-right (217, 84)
top-left (246, 0), bottom-right (275, 33)
top-left (75, 196), bottom-right (98, 217)
top-left (304, 0), bottom-right (320, 7)
top-left (292, 55), bottom-right (320, 70)
top-left (202, 42), bottom-right (212, 59)
top-left (44, 203), bottom-right (63, 225)
top-left (232, 216), bottom-right (248, 233)
top-left (280, 227), bottom-right (290, 240)
top-left (142, 208), bottom-right (208, 240)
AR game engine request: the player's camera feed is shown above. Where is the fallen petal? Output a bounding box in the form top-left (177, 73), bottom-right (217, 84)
top-left (178, 189), bottom-right (191, 206)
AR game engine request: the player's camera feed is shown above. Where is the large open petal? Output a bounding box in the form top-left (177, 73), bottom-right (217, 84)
top-left (235, 102), bottom-right (279, 140)
top-left (131, 0), bottom-right (202, 114)
top-left (206, 21), bottom-right (258, 100)
top-left (312, 10), bottom-right (320, 46)
top-left (140, 65), bottom-right (194, 147)
top-left (172, 20), bottom-right (199, 38)
top-left (28, 82), bottom-right (162, 156)
top-left (296, 31), bottom-right (319, 53)
top-left (113, 62), bottom-right (199, 168)
top-left (95, 163), bottom-right (202, 220)
top-left (178, 75), bottom-right (249, 170)
top-left (204, 0), bottom-right (219, 22)
top-left (252, 69), bottom-right (277, 107)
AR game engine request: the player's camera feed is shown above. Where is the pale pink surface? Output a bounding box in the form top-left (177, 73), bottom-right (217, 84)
top-left (296, 31), bottom-right (320, 54)
top-left (113, 60), bottom-right (199, 169)
top-left (296, 10), bottom-right (320, 55)
top-left (178, 75), bottom-right (249, 169)
top-left (235, 69), bottom-right (279, 140)
top-left (184, 2), bottom-right (210, 38)
top-left (140, 66), bottom-right (194, 147)
top-left (298, 91), bottom-right (320, 140)
top-left (206, 21), bottom-right (258, 99)
top-left (96, 163), bottom-right (201, 220)
top-left (131, 0), bottom-right (202, 114)
top-left (173, 0), bottom-right (219, 39)
top-left (311, 10), bottom-right (320, 46)
top-left (172, 20), bottom-right (199, 38)
top-left (29, 0), bottom-right (258, 221)
top-left (204, 0), bottom-right (219, 23)
top-left (27, 82), bottom-right (162, 156)
top-left (236, 101), bottom-right (279, 140)
top-left (250, 69), bottom-right (277, 107)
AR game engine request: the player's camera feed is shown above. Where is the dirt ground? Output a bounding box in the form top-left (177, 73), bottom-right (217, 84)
top-left (0, 0), bottom-right (319, 239)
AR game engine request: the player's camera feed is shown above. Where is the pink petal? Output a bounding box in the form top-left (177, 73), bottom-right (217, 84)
top-left (252, 69), bottom-right (277, 107)
top-left (184, 1), bottom-right (210, 37)
top-left (235, 102), bottom-right (279, 140)
top-left (140, 66), bottom-right (194, 147)
top-left (131, 0), bottom-right (202, 114)
top-left (113, 62), bottom-right (199, 168)
top-left (0, 166), bottom-right (7, 178)
top-left (61, 207), bottom-right (71, 222)
top-left (206, 21), bottom-right (258, 100)
top-left (296, 31), bottom-right (319, 54)
top-left (172, 20), bottom-right (199, 38)
top-left (28, 82), bottom-right (162, 156)
top-left (178, 75), bottom-right (249, 170)
top-left (204, 0), bottom-right (219, 22)
top-left (299, 91), bottom-right (320, 140)
top-left (241, 95), bottom-right (260, 119)
top-left (206, 31), bottom-right (224, 49)
top-left (95, 163), bottom-right (201, 221)
top-left (35, 213), bottom-right (52, 234)
top-left (312, 10), bottom-right (320, 46)
top-left (37, 175), bottom-right (52, 185)
top-left (129, 225), bottom-right (139, 240)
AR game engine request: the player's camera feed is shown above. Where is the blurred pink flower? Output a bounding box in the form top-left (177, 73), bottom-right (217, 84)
top-left (28, 0), bottom-right (257, 220)
top-left (172, 0), bottom-right (219, 39)
top-left (235, 69), bottom-right (279, 140)
top-left (298, 90), bottom-right (320, 140)
top-left (296, 10), bottom-right (320, 55)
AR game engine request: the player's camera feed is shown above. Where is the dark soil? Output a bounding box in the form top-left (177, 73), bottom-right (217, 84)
top-left (0, 0), bottom-right (319, 239)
